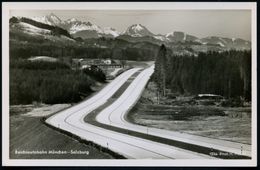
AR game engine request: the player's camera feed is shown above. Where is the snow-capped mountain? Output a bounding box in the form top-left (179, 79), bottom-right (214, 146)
top-left (64, 18), bottom-right (103, 34)
top-left (31, 13), bottom-right (62, 26)
top-left (65, 19), bottom-right (119, 38)
top-left (153, 34), bottom-right (167, 41)
top-left (30, 14), bottom-right (120, 38)
top-left (122, 27), bottom-right (200, 43)
top-left (103, 27), bottom-right (120, 37)
top-left (201, 36), bottom-right (251, 49)
top-left (123, 24), bottom-right (154, 37)
top-left (165, 31), bottom-right (199, 42)
top-left (62, 19), bottom-right (103, 34)
top-left (122, 25), bottom-right (199, 43)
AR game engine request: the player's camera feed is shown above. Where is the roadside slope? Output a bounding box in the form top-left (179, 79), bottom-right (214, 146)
top-left (10, 115), bottom-right (113, 159)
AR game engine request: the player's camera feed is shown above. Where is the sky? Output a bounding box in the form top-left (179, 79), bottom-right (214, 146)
top-left (10, 10), bottom-right (251, 41)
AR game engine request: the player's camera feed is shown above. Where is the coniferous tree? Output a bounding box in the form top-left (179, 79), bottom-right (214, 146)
top-left (154, 44), bottom-right (167, 96)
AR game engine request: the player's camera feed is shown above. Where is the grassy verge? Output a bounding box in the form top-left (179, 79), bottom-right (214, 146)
top-left (127, 81), bottom-right (251, 145)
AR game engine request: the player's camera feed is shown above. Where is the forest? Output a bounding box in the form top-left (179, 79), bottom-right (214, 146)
top-left (10, 60), bottom-right (106, 105)
top-left (153, 45), bottom-right (251, 101)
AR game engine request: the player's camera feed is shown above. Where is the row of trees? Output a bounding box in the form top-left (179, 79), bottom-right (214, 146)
top-left (153, 45), bottom-right (251, 101)
top-left (10, 40), bottom-right (157, 61)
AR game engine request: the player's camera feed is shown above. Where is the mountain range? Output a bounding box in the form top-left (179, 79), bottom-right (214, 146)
top-left (10, 13), bottom-right (251, 50)
top-left (30, 13), bottom-right (120, 39)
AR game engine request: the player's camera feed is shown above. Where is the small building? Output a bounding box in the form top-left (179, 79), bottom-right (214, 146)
top-left (77, 58), bottom-right (122, 69)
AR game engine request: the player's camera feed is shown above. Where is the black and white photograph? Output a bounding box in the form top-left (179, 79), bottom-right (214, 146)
top-left (2, 2), bottom-right (257, 166)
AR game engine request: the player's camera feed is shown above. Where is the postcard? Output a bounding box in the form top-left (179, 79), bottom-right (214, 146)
top-left (2, 2), bottom-right (257, 166)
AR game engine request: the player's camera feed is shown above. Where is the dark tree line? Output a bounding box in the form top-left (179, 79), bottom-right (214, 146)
top-left (153, 45), bottom-right (251, 101)
top-left (10, 40), bottom-right (157, 61)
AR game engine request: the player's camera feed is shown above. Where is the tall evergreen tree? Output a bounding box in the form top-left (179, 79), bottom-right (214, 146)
top-left (154, 44), bottom-right (167, 96)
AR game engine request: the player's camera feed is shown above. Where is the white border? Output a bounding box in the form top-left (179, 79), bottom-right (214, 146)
top-left (2, 2), bottom-right (257, 167)
top-left (1, 2), bottom-right (257, 10)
